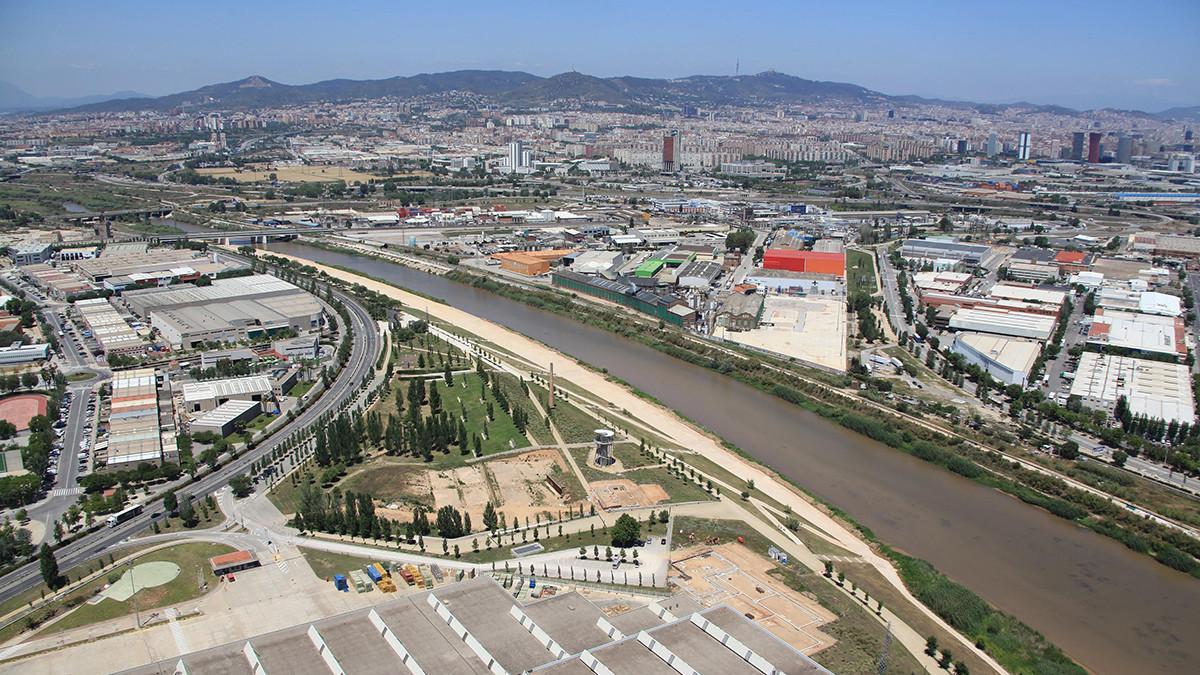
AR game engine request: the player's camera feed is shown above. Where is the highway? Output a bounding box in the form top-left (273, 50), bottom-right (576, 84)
top-left (0, 269), bottom-right (380, 606)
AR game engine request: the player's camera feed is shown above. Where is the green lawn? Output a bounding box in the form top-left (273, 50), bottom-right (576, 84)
top-left (269, 471), bottom-right (311, 516)
top-left (67, 372), bottom-right (96, 382)
top-left (289, 380), bottom-right (314, 398)
top-left (846, 249), bottom-right (878, 296)
top-left (434, 372), bottom-right (526, 457)
top-left (298, 547), bottom-right (377, 581)
top-left (33, 542), bottom-right (235, 638)
top-left (139, 499), bottom-right (224, 537)
top-left (527, 382), bottom-right (599, 443)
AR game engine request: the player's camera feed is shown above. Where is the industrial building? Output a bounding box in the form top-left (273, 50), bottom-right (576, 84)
top-left (951, 332), bottom-right (1041, 386)
top-left (181, 375), bottom-right (274, 414)
top-left (1087, 309), bottom-right (1187, 359)
top-left (912, 270), bottom-right (972, 294)
top-left (762, 250), bottom-right (845, 277)
top-left (1069, 353), bottom-right (1195, 424)
top-left (71, 248), bottom-right (231, 284)
top-left (189, 399), bottom-right (262, 437)
top-left (948, 307), bottom-right (1056, 341)
top-left (121, 575), bottom-right (828, 675)
top-left (676, 260), bottom-right (723, 289)
top-left (273, 334), bottom-right (321, 361)
top-left (987, 284), bottom-right (1067, 309)
top-left (74, 297), bottom-right (145, 356)
top-left (8, 242), bottom-right (53, 266)
top-left (900, 238), bottom-right (991, 267)
top-left (122, 275), bottom-right (322, 350)
top-left (744, 268), bottom-right (843, 296)
top-left (552, 270), bottom-right (694, 325)
top-left (713, 292), bottom-right (764, 331)
top-left (104, 368), bottom-right (172, 471)
top-left (0, 342), bottom-right (49, 365)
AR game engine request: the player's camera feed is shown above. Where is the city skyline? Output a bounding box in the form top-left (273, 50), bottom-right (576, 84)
top-left (1, 0), bottom-right (1198, 111)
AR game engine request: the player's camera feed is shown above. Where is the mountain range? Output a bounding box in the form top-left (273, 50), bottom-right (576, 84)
top-left (0, 81), bottom-right (149, 113)
top-left (18, 70), bottom-right (1200, 121)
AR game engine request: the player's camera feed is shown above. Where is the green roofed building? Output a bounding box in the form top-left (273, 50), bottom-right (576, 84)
top-left (635, 259), bottom-right (665, 278)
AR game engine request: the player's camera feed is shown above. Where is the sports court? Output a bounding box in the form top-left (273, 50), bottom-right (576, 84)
top-left (671, 544), bottom-right (836, 655)
top-left (0, 393), bottom-right (49, 431)
top-left (100, 562), bottom-right (181, 602)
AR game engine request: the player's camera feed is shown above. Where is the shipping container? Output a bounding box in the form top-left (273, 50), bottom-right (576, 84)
top-left (365, 564), bottom-right (384, 583)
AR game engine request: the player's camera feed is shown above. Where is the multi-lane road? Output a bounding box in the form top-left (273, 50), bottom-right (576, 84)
top-left (0, 275), bottom-right (380, 606)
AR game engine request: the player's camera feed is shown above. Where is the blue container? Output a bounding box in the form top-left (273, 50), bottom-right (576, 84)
top-left (333, 574), bottom-right (348, 592)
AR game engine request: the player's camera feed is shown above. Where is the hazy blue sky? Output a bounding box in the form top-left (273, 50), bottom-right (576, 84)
top-left (2, 0), bottom-right (1197, 110)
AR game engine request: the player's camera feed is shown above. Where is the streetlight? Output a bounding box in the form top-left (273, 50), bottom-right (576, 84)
top-left (128, 560), bottom-right (140, 629)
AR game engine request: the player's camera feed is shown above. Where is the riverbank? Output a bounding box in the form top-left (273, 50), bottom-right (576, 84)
top-left (263, 249), bottom-right (1087, 675)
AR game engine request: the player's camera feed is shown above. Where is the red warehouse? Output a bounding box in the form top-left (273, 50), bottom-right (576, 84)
top-left (762, 250), bottom-right (845, 277)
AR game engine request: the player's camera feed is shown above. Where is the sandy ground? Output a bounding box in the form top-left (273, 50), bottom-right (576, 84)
top-left (195, 165), bottom-right (389, 184)
top-left (672, 543), bottom-right (836, 655)
top-left (268, 252), bottom-right (1007, 674)
top-left (714, 295), bottom-right (847, 373)
top-left (591, 479), bottom-right (669, 510)
top-left (373, 449), bottom-right (586, 528)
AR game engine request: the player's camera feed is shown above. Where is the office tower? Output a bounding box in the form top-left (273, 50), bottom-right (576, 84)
top-left (1071, 132), bottom-right (1085, 161)
top-left (887, 109), bottom-right (895, 119)
top-left (1087, 132), bottom-right (1102, 163)
top-left (1186, 128), bottom-right (1194, 142)
top-left (956, 139), bottom-right (968, 156)
top-left (986, 133), bottom-right (999, 157)
top-left (1017, 132), bottom-right (1031, 160)
top-left (507, 140), bottom-right (524, 172)
top-left (662, 130), bottom-right (680, 172)
top-left (1116, 135), bottom-right (1132, 164)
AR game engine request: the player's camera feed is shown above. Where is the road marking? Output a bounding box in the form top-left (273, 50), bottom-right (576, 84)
top-left (48, 487), bottom-right (83, 497)
top-left (166, 608), bottom-right (190, 654)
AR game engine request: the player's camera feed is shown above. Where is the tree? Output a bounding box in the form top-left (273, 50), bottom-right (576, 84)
top-left (611, 514), bottom-right (641, 548)
top-left (39, 544), bottom-right (63, 590)
top-left (924, 636), bottom-right (938, 656)
top-left (1057, 440), bottom-right (1080, 461)
top-left (482, 502), bottom-right (498, 531)
top-left (1112, 450), bottom-right (1128, 468)
top-left (229, 475), bottom-right (252, 498)
top-left (179, 498), bottom-right (197, 528)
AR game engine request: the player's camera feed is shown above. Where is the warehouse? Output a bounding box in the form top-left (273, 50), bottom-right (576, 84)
top-left (552, 270), bottom-right (692, 325)
top-left (1087, 309), bottom-right (1187, 359)
top-left (72, 248), bottom-right (230, 282)
top-left (181, 375), bottom-right (273, 414)
top-left (272, 334), bottom-right (320, 361)
top-left (122, 275), bottom-right (322, 349)
top-left (561, 250), bottom-right (622, 275)
top-left (74, 297), bottom-right (145, 356)
top-left (123, 575), bottom-right (827, 675)
top-left (948, 307), bottom-right (1056, 341)
top-left (912, 270), bottom-right (973, 294)
top-left (951, 332), bottom-right (1040, 386)
top-left (104, 368), bottom-right (165, 471)
top-left (676, 260), bottom-right (723, 289)
top-left (762, 250), bottom-right (845, 277)
top-left (987, 284), bottom-right (1067, 308)
top-left (901, 238), bottom-right (991, 266)
top-left (744, 268), bottom-right (843, 296)
top-left (489, 249), bottom-right (575, 276)
top-left (1069, 352), bottom-right (1195, 424)
top-left (0, 342), bottom-right (49, 365)
top-left (190, 399), bottom-right (261, 437)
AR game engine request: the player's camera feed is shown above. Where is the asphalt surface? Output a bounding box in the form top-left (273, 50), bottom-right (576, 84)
top-left (0, 276), bottom-right (379, 606)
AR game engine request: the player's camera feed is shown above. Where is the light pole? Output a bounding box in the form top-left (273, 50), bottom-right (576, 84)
top-left (128, 560), bottom-right (140, 629)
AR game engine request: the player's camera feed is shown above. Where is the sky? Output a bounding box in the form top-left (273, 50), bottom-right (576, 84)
top-left (1, 0), bottom-right (1198, 111)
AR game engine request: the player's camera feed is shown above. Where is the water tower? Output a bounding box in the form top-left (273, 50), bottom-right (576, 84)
top-left (593, 429), bottom-right (615, 467)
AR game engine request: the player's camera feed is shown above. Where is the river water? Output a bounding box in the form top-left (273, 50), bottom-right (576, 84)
top-left (268, 242), bottom-right (1198, 674)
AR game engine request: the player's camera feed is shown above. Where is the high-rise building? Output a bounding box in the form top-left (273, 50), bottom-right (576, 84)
top-left (956, 139), bottom-right (968, 156)
top-left (662, 130), bottom-right (680, 172)
top-left (1087, 132), bottom-right (1102, 163)
top-left (1071, 132), bottom-right (1086, 161)
top-left (507, 140), bottom-right (525, 173)
top-left (1116, 135), bottom-right (1133, 164)
top-left (1017, 132), bottom-right (1031, 160)
top-left (986, 133), bottom-right (999, 157)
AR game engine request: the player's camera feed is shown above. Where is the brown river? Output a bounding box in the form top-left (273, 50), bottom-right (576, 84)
top-left (270, 242), bottom-right (1200, 673)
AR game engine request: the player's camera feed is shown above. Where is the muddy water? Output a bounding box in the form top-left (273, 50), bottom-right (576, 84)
top-left (270, 242), bottom-right (1200, 674)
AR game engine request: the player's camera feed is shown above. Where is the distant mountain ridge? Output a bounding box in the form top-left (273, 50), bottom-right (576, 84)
top-left (0, 81), bottom-right (149, 113)
top-left (36, 70), bottom-right (1200, 120)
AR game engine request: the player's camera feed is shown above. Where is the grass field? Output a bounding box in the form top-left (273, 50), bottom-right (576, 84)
top-left (846, 249), bottom-right (878, 296)
top-left (433, 372), bottom-right (527, 458)
top-left (298, 547), bottom-right (377, 581)
top-left (530, 382), bottom-right (599, 443)
top-left (194, 165), bottom-right (393, 184)
top-left (0, 173), bottom-right (142, 216)
top-left (66, 372), bottom-right (97, 382)
top-left (33, 542), bottom-right (235, 638)
top-left (339, 462), bottom-right (424, 505)
top-left (140, 499), bottom-right (224, 537)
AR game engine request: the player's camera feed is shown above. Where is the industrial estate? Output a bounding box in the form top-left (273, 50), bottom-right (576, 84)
top-left (0, 6), bottom-right (1199, 675)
